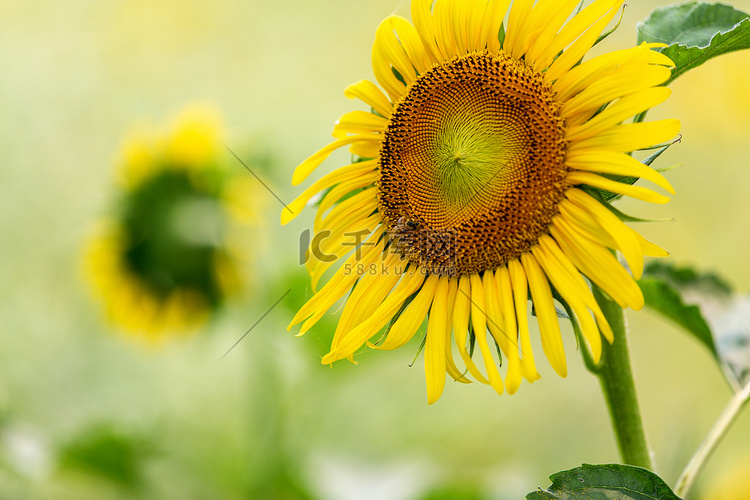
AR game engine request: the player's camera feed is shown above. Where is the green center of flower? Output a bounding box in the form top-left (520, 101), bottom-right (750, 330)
top-left (121, 169), bottom-right (228, 304)
top-left (378, 51), bottom-right (569, 276)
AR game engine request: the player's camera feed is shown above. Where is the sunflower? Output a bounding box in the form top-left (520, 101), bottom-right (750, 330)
top-left (284, 0), bottom-right (680, 403)
top-left (86, 105), bottom-right (261, 342)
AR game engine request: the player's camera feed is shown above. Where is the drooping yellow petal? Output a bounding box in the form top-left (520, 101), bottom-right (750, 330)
top-left (442, 277), bottom-right (471, 384)
top-left (550, 218), bottom-right (644, 310)
top-left (494, 267), bottom-right (523, 394)
top-left (537, 234), bottom-right (613, 342)
top-left (470, 273), bottom-right (505, 395)
top-left (293, 232), bottom-right (385, 334)
top-left (561, 191), bottom-right (644, 278)
top-left (330, 253), bottom-right (406, 353)
top-left (453, 275), bottom-right (491, 384)
top-left (336, 266), bottom-right (426, 353)
top-left (532, 244), bottom-right (603, 363)
top-left (372, 44), bottom-right (407, 103)
top-left (521, 252), bottom-right (567, 377)
top-left (507, 260), bottom-right (540, 382)
top-left (483, 268), bottom-right (508, 354)
top-left (425, 277), bottom-right (451, 404)
top-left (375, 273), bottom-right (440, 351)
top-left (636, 232), bottom-right (670, 257)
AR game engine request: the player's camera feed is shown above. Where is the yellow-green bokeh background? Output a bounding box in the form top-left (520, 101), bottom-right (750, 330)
top-left (2, 0), bottom-right (749, 498)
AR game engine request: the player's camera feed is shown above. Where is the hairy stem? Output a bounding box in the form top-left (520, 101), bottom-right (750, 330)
top-left (592, 285), bottom-right (654, 470)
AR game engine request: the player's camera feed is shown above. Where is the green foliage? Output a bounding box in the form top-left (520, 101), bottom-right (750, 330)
top-left (637, 2), bottom-right (750, 85)
top-left (639, 261), bottom-right (750, 389)
top-left (419, 481), bottom-right (486, 500)
top-left (638, 261), bottom-right (728, 358)
top-left (57, 424), bottom-right (153, 490)
top-left (526, 464), bottom-right (681, 500)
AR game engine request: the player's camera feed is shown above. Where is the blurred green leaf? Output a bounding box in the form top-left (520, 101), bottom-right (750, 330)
top-left (640, 261), bottom-right (750, 389)
top-left (420, 481), bottom-right (486, 500)
top-left (57, 424), bottom-right (153, 490)
top-left (637, 2), bottom-right (750, 85)
top-left (639, 261), bottom-right (728, 358)
top-left (526, 464), bottom-right (681, 500)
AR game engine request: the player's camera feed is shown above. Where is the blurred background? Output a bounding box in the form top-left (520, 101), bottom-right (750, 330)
top-left (1, 0), bottom-right (749, 498)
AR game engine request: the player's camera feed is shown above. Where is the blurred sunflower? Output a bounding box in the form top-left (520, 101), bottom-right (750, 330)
top-left (86, 105), bottom-right (261, 342)
top-left (285, 0), bottom-right (679, 403)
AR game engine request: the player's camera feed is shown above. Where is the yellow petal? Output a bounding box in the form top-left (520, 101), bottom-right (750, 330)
top-left (425, 277), bottom-right (451, 404)
top-left (442, 277), bottom-right (471, 384)
top-left (550, 218), bottom-right (644, 310)
top-left (494, 267), bottom-right (524, 394)
top-left (282, 160), bottom-right (377, 225)
top-left (506, 261), bottom-right (541, 382)
top-left (521, 0), bottom-right (582, 69)
top-left (545, 1), bottom-right (622, 84)
top-left (374, 16), bottom-right (425, 85)
top-left (453, 275), bottom-right (491, 384)
top-left (536, 0), bottom-right (622, 72)
top-left (480, 0), bottom-right (512, 53)
top-left (565, 87), bottom-right (673, 143)
top-left (330, 254), bottom-right (406, 354)
top-left (561, 66), bottom-right (672, 120)
top-left (521, 252), bottom-right (567, 377)
top-left (411, 0), bottom-right (445, 62)
top-left (566, 149), bottom-right (674, 194)
top-left (371, 44), bottom-right (407, 103)
top-left (292, 228), bottom-right (384, 332)
top-left (503, 0), bottom-right (534, 59)
top-left (566, 171), bottom-right (670, 204)
top-left (343, 80), bottom-right (393, 118)
top-left (332, 111), bottom-right (388, 139)
top-left (537, 234), bottom-right (613, 342)
top-left (470, 273), bottom-right (505, 395)
top-left (532, 244), bottom-right (603, 363)
top-left (375, 273), bottom-right (440, 351)
top-left (293, 135), bottom-right (382, 186)
top-left (562, 190), bottom-right (644, 278)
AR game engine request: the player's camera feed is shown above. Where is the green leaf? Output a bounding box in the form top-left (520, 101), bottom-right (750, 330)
top-left (637, 2), bottom-right (750, 85)
top-left (527, 464), bottom-right (681, 500)
top-left (638, 261), bottom-right (727, 359)
top-left (639, 261), bottom-right (750, 389)
top-left (713, 296), bottom-right (750, 388)
top-left (57, 424), bottom-right (154, 490)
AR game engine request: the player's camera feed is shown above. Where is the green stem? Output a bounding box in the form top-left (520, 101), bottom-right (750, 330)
top-left (592, 285), bottom-right (654, 470)
top-left (674, 381), bottom-right (750, 498)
